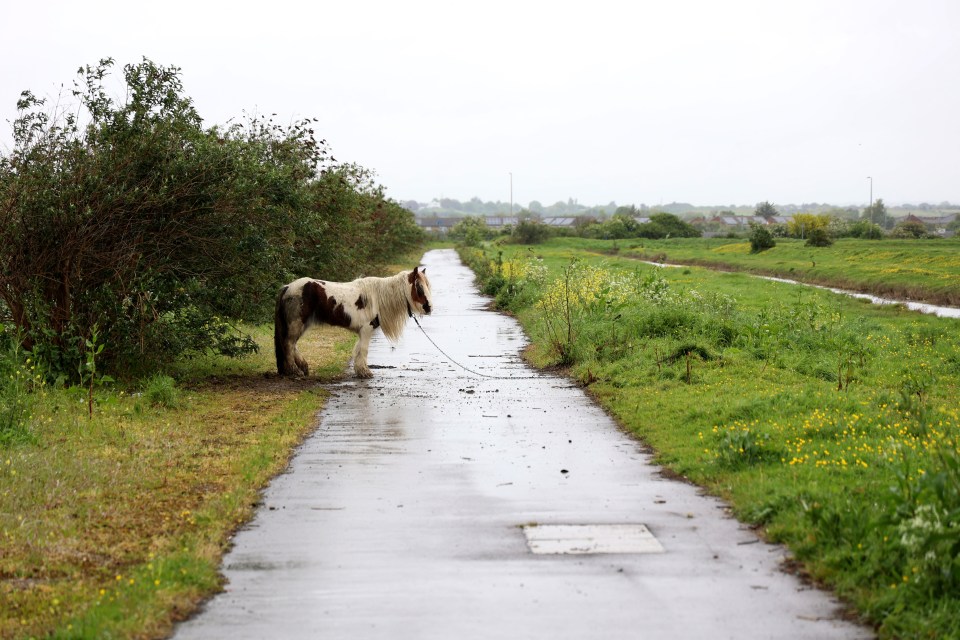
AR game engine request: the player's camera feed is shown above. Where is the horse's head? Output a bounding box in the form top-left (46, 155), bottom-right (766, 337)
top-left (407, 266), bottom-right (432, 315)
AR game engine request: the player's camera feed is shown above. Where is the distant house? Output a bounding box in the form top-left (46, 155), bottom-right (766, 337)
top-left (485, 216), bottom-right (519, 228)
top-left (542, 217), bottom-right (577, 227)
top-left (894, 212), bottom-right (958, 237)
top-left (717, 215), bottom-right (786, 228)
top-left (717, 216), bottom-right (752, 228)
top-left (416, 217), bottom-right (460, 234)
top-left (928, 213), bottom-right (957, 237)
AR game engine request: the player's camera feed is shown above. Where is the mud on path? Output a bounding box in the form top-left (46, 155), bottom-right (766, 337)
top-left (173, 249), bottom-right (872, 640)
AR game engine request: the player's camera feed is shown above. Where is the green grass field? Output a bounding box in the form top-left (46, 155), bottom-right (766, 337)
top-left (463, 238), bottom-right (960, 639)
top-left (556, 236), bottom-right (960, 307)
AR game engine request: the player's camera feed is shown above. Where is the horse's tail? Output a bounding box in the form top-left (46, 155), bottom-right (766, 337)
top-left (274, 285), bottom-right (290, 375)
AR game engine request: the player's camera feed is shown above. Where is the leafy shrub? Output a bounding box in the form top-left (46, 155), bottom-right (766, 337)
top-left (748, 223), bottom-right (776, 253)
top-left (449, 216), bottom-right (494, 246)
top-left (805, 227), bottom-right (834, 247)
top-left (789, 213), bottom-right (831, 239)
top-left (848, 220), bottom-right (884, 239)
top-left (891, 220), bottom-right (933, 239)
top-left (512, 219), bottom-right (551, 244)
top-left (581, 212), bottom-right (701, 240)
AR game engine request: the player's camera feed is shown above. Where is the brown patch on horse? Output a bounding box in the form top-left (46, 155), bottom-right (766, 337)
top-left (355, 294), bottom-right (366, 310)
top-left (301, 280), bottom-right (352, 329)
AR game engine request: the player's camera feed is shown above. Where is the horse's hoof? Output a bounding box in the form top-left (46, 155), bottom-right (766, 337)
top-left (354, 369), bottom-right (373, 379)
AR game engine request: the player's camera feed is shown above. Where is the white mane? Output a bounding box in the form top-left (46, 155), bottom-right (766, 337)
top-left (359, 270), bottom-right (416, 342)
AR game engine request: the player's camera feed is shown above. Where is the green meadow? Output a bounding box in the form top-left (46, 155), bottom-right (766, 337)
top-left (462, 238), bottom-right (960, 639)
top-left (566, 236), bottom-right (960, 307)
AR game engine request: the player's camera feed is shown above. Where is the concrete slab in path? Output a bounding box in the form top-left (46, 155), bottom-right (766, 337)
top-left (173, 249), bottom-right (873, 640)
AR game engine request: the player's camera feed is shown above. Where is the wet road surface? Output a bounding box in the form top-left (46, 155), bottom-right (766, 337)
top-left (174, 249), bottom-right (872, 640)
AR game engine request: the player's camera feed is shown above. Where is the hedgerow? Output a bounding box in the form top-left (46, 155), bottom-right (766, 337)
top-left (0, 58), bottom-right (422, 379)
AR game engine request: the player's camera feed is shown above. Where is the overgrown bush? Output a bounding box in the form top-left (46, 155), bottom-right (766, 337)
top-left (891, 220), bottom-right (933, 239)
top-left (748, 222), bottom-right (776, 253)
top-left (805, 227), bottom-right (834, 247)
top-left (848, 220), bottom-right (884, 239)
top-left (644, 213), bottom-right (702, 238)
top-left (448, 216), bottom-right (495, 246)
top-left (581, 212), bottom-right (701, 240)
top-left (512, 218), bottom-right (551, 244)
top-left (789, 213), bottom-right (831, 239)
top-left (0, 58), bottom-right (422, 378)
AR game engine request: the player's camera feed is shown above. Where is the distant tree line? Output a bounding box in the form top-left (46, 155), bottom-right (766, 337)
top-left (0, 58), bottom-right (423, 379)
top-left (448, 211), bottom-right (700, 246)
top-left (407, 197), bottom-right (616, 217)
top-left (411, 196), bottom-right (958, 221)
top-left (447, 197), bottom-right (954, 252)
top-left (745, 200), bottom-right (951, 252)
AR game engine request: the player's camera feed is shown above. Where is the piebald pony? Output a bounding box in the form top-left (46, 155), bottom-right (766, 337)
top-left (274, 267), bottom-right (432, 378)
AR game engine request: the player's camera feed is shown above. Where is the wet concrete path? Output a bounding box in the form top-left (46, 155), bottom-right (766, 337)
top-left (174, 249), bottom-right (872, 640)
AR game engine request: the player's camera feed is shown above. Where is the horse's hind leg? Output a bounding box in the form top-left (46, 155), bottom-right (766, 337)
top-left (352, 325), bottom-right (374, 378)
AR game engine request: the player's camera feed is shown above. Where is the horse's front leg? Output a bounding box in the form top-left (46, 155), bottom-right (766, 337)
top-left (352, 325), bottom-right (375, 378)
top-left (284, 320), bottom-right (308, 377)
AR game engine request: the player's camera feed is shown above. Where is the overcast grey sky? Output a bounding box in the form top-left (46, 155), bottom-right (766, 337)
top-left (2, 0), bottom-right (958, 208)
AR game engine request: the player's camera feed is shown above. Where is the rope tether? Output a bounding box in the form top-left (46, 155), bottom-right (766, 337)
top-left (411, 316), bottom-right (542, 380)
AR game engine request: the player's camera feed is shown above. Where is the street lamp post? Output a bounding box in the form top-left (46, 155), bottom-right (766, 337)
top-left (509, 172), bottom-right (513, 216)
top-left (867, 176), bottom-right (873, 209)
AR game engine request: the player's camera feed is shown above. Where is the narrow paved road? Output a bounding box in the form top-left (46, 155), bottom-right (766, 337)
top-left (174, 249), bottom-right (872, 640)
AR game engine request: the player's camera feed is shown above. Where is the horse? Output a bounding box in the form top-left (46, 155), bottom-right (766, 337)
top-left (274, 267), bottom-right (432, 378)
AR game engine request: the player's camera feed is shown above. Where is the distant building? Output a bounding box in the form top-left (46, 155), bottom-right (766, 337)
top-left (485, 216), bottom-right (519, 228)
top-left (542, 217), bottom-right (578, 227)
top-left (416, 217), bottom-right (460, 234)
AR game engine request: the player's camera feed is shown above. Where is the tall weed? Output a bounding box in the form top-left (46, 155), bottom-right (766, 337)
top-left (0, 333), bottom-right (42, 445)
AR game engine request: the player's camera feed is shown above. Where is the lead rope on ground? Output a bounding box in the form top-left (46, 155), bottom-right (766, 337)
top-left (411, 316), bottom-right (541, 380)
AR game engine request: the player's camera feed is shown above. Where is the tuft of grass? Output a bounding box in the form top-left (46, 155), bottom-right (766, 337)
top-left (143, 373), bottom-right (180, 408)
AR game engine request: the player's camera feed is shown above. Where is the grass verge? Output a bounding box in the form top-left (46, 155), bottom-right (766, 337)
top-left (558, 236), bottom-right (960, 307)
top-left (0, 323), bottom-right (353, 640)
top-left (463, 239), bottom-right (960, 639)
